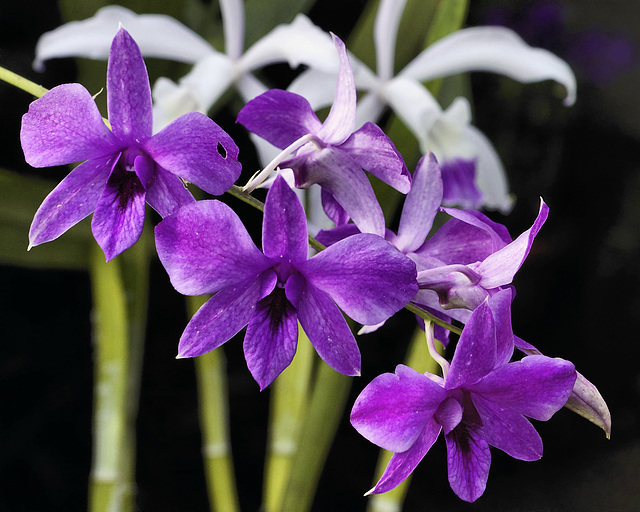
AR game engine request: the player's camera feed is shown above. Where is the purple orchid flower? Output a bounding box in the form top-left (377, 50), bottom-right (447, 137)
top-left (236, 34), bottom-right (410, 237)
top-left (350, 290), bottom-right (576, 502)
top-left (154, 175), bottom-right (417, 389)
top-left (21, 27), bottom-right (241, 261)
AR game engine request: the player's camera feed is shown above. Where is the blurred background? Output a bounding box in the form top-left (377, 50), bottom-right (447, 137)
top-left (1, 0), bottom-right (639, 510)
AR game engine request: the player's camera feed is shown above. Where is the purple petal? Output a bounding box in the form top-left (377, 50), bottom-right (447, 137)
top-left (564, 371), bottom-right (612, 438)
top-left (445, 424), bottom-right (491, 502)
top-left (395, 153), bottom-right (442, 253)
top-left (91, 165), bottom-right (146, 261)
top-left (21, 84), bottom-right (120, 167)
top-left (237, 89), bottom-right (322, 149)
top-left (435, 396), bottom-right (464, 435)
top-left (244, 288), bottom-right (299, 390)
top-left (320, 189), bottom-right (350, 226)
top-left (29, 155), bottom-right (115, 247)
top-left (298, 233), bottom-right (417, 325)
top-left (440, 158), bottom-right (484, 209)
top-left (262, 175), bottom-right (308, 263)
top-left (298, 147), bottom-right (386, 237)
top-left (145, 165), bottom-right (195, 218)
top-left (155, 200), bottom-right (274, 295)
top-left (107, 28), bottom-right (153, 143)
top-left (471, 393), bottom-right (543, 461)
top-left (178, 272), bottom-right (277, 358)
top-left (350, 365), bottom-right (446, 452)
top-left (315, 223), bottom-right (361, 247)
top-left (446, 300), bottom-right (497, 390)
top-left (289, 274), bottom-right (360, 376)
top-left (476, 199), bottom-right (549, 289)
top-left (487, 288), bottom-right (515, 367)
top-left (316, 35), bottom-right (356, 145)
top-left (145, 112), bottom-right (241, 196)
top-left (339, 122), bottom-right (411, 193)
top-left (470, 355), bottom-right (576, 421)
top-left (368, 417), bottom-right (442, 494)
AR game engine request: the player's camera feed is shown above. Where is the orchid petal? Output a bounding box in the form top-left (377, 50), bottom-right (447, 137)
top-left (401, 26), bottom-right (576, 106)
top-left (374, 0), bottom-right (407, 81)
top-left (471, 394), bottom-right (543, 461)
top-left (262, 175), bottom-right (308, 263)
top-left (435, 396), bottom-right (464, 435)
top-left (487, 288), bottom-right (516, 367)
top-left (446, 301), bottom-right (497, 390)
top-left (144, 165), bottom-right (195, 218)
top-left (369, 417), bottom-right (442, 495)
top-left (299, 233), bottom-right (417, 325)
top-left (91, 166), bottom-right (146, 261)
top-left (476, 199), bottom-right (549, 289)
top-left (219, 0), bottom-right (244, 60)
top-left (317, 35), bottom-right (356, 145)
top-left (355, 92), bottom-right (387, 128)
top-left (244, 289), bottom-right (299, 390)
top-left (29, 155), bottom-right (116, 247)
top-left (290, 275), bottom-right (360, 376)
top-left (395, 153), bottom-right (443, 253)
top-left (315, 223), bottom-right (362, 247)
top-left (564, 371), bottom-right (612, 438)
top-left (320, 189), bottom-right (350, 227)
top-left (34, 5), bottom-right (214, 71)
top-left (145, 112), bottom-right (241, 196)
top-left (154, 200), bottom-right (273, 295)
top-left (21, 84), bottom-right (120, 167)
top-left (237, 89), bottom-right (322, 149)
top-left (288, 69), bottom-right (341, 111)
top-left (107, 28), bottom-right (153, 142)
top-left (178, 272), bottom-right (276, 358)
top-left (339, 122), bottom-right (411, 193)
top-left (445, 424), bottom-right (491, 502)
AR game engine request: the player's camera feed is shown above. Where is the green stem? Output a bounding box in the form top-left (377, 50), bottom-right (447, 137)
top-left (188, 295), bottom-right (240, 512)
top-left (0, 65), bottom-right (48, 98)
top-left (278, 359), bottom-right (352, 512)
top-left (88, 245), bottom-right (132, 512)
top-left (263, 323), bottom-right (315, 512)
top-left (367, 325), bottom-right (443, 512)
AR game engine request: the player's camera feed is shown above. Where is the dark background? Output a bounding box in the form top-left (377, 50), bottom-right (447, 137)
top-left (1, 1), bottom-right (639, 510)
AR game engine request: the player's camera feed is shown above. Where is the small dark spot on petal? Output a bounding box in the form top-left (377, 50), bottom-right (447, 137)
top-left (217, 142), bottom-right (227, 159)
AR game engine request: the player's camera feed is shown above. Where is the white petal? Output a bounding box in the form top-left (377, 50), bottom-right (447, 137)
top-left (34, 5), bottom-right (214, 71)
top-left (374, 0), bottom-right (408, 80)
top-left (401, 26), bottom-right (577, 106)
top-left (355, 93), bottom-right (386, 128)
top-left (219, 0), bottom-right (245, 60)
top-left (239, 14), bottom-right (336, 73)
top-left (463, 125), bottom-right (514, 213)
top-left (288, 69), bottom-right (338, 110)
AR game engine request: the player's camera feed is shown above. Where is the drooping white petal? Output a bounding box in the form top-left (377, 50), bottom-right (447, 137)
top-left (374, 0), bottom-right (408, 81)
top-left (34, 5), bottom-right (214, 71)
top-left (401, 26), bottom-right (577, 106)
top-left (219, 0), bottom-right (244, 60)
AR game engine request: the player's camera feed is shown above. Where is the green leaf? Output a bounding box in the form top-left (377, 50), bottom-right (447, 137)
top-left (0, 169), bottom-right (91, 269)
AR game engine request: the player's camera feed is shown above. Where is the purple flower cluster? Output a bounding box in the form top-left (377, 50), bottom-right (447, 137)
top-left (19, 28), bottom-right (602, 503)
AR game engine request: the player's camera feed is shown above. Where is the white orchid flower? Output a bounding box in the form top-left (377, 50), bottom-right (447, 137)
top-left (289, 0), bottom-right (577, 213)
top-left (33, 2), bottom-right (335, 135)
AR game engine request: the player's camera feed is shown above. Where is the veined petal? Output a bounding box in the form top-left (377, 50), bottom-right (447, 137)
top-left (34, 5), bottom-right (214, 71)
top-left (440, 158), bottom-right (483, 210)
top-left (317, 35), bottom-right (356, 145)
top-left (155, 200), bottom-right (273, 296)
top-left (178, 272), bottom-right (277, 358)
top-left (240, 14), bottom-right (336, 74)
top-left (262, 175), bottom-right (308, 263)
top-left (237, 89), bottom-right (322, 149)
top-left (21, 83), bottom-right (120, 167)
top-left (300, 147), bottom-right (386, 237)
top-left (401, 26), bottom-right (577, 106)
top-left (476, 199), bottom-right (549, 289)
top-left (339, 122), bottom-right (411, 193)
top-left (374, 0), bottom-right (407, 81)
top-left (395, 153), bottom-right (443, 253)
top-left (488, 288), bottom-right (516, 367)
top-left (29, 155), bottom-right (116, 247)
top-left (290, 275), bottom-right (360, 376)
top-left (144, 164), bottom-right (195, 218)
top-left (145, 112), bottom-right (241, 196)
top-left (91, 166), bottom-right (146, 261)
top-left (368, 417), bottom-right (442, 495)
top-left (445, 424), bottom-right (491, 502)
top-left (351, 365), bottom-right (446, 452)
top-left (298, 233), bottom-right (417, 325)
top-left (470, 355), bottom-right (576, 421)
top-left (107, 28), bottom-right (153, 143)
top-left (471, 394), bottom-right (543, 461)
top-left (244, 288), bottom-right (299, 390)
